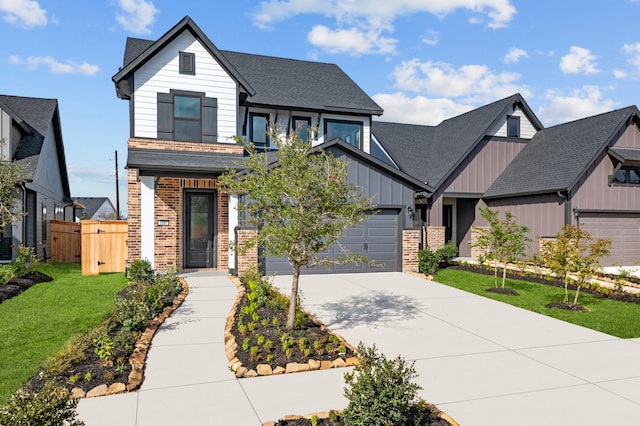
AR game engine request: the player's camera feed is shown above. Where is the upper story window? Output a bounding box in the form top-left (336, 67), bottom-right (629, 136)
top-left (292, 116), bottom-right (311, 143)
top-left (179, 51), bottom-right (195, 75)
top-left (250, 113), bottom-right (269, 147)
top-left (613, 166), bottom-right (640, 185)
top-left (157, 90), bottom-right (218, 143)
top-left (507, 115), bottom-right (520, 138)
top-left (325, 119), bottom-right (362, 148)
top-left (174, 95), bottom-right (202, 142)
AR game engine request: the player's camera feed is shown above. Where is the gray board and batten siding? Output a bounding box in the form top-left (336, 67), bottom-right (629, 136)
top-left (264, 140), bottom-right (428, 275)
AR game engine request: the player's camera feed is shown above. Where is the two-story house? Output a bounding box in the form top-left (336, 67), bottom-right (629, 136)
top-left (113, 16), bottom-right (429, 274)
top-left (0, 94), bottom-right (72, 261)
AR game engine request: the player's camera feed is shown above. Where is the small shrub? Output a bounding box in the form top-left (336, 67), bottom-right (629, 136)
top-left (93, 329), bottom-right (115, 366)
top-left (263, 339), bottom-right (273, 352)
top-left (249, 346), bottom-right (260, 362)
top-left (0, 264), bottom-right (15, 284)
top-left (83, 372), bottom-right (92, 382)
top-left (126, 259), bottom-right (154, 283)
top-left (242, 337), bottom-right (251, 351)
top-left (343, 343), bottom-right (422, 426)
top-left (13, 245), bottom-right (38, 277)
top-left (0, 382), bottom-right (85, 426)
top-left (437, 242), bottom-right (458, 264)
top-left (418, 249), bottom-right (440, 276)
top-left (113, 296), bottom-right (152, 332)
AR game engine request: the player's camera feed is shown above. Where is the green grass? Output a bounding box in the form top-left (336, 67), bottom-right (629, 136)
top-left (433, 268), bottom-right (640, 339)
top-left (0, 262), bottom-right (127, 406)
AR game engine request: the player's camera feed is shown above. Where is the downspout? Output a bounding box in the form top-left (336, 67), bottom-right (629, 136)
top-left (20, 182), bottom-right (27, 246)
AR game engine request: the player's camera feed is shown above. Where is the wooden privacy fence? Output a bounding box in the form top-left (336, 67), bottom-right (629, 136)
top-left (50, 220), bottom-right (128, 276)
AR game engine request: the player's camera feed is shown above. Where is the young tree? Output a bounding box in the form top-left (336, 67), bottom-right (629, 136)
top-left (219, 130), bottom-right (375, 330)
top-left (473, 207), bottom-right (530, 288)
top-left (539, 225), bottom-right (611, 306)
top-left (0, 141), bottom-right (28, 230)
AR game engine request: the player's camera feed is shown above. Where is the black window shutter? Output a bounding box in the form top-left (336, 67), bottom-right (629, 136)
top-left (202, 97), bottom-right (218, 143)
top-left (157, 92), bottom-right (173, 140)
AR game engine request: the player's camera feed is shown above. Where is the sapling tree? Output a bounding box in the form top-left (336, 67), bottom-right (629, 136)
top-left (539, 225), bottom-right (611, 306)
top-left (472, 207), bottom-right (530, 288)
top-left (219, 129), bottom-right (374, 330)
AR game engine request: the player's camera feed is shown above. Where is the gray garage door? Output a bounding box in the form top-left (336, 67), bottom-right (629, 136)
top-left (580, 213), bottom-right (640, 266)
top-left (265, 208), bottom-right (400, 275)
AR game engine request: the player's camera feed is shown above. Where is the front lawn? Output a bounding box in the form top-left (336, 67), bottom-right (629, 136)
top-left (432, 267), bottom-right (640, 338)
top-left (0, 262), bottom-right (127, 406)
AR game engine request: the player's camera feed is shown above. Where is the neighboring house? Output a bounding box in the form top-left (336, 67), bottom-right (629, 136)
top-left (373, 94), bottom-right (640, 266)
top-left (113, 16), bottom-right (427, 273)
top-left (74, 197), bottom-right (118, 221)
top-left (0, 94), bottom-right (72, 261)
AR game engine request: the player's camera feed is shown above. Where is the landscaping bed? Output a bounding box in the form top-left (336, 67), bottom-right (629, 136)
top-left (227, 269), bottom-right (356, 376)
top-left (0, 271), bottom-right (53, 304)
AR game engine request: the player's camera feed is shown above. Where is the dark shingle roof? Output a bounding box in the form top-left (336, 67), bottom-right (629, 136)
top-left (117, 17), bottom-right (382, 116)
top-left (220, 51), bottom-right (382, 115)
top-left (485, 106), bottom-right (639, 198)
top-left (371, 121), bottom-right (434, 181)
top-left (127, 148), bottom-right (246, 175)
top-left (609, 147), bottom-right (640, 164)
top-left (74, 197), bottom-right (114, 218)
top-left (373, 94), bottom-right (541, 188)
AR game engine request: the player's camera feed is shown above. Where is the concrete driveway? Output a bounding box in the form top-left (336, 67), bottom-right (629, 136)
top-left (271, 272), bottom-right (640, 426)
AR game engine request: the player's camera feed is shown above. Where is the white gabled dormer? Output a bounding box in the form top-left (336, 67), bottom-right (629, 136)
top-left (486, 97), bottom-right (542, 139)
top-left (0, 108), bottom-right (10, 161)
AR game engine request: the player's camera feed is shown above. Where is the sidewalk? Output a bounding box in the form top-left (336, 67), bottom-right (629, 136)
top-left (76, 271), bottom-right (350, 426)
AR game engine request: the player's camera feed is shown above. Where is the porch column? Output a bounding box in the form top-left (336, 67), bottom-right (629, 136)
top-left (228, 193), bottom-right (238, 274)
top-left (140, 176), bottom-right (155, 268)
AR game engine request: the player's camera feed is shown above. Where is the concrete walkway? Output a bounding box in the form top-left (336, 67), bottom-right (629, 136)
top-left (77, 271), bottom-right (640, 425)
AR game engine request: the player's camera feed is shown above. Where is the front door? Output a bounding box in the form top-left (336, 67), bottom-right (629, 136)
top-left (184, 191), bottom-right (216, 268)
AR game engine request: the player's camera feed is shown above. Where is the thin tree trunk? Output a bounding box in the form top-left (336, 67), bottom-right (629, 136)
top-left (563, 275), bottom-right (569, 304)
top-left (573, 285), bottom-right (581, 306)
top-left (286, 266), bottom-right (301, 330)
top-left (494, 262), bottom-right (498, 288)
top-left (502, 264), bottom-right (507, 288)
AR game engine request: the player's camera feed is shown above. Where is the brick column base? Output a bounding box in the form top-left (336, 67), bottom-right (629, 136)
top-left (425, 226), bottom-right (446, 251)
top-left (402, 229), bottom-right (420, 272)
top-left (236, 229), bottom-right (258, 276)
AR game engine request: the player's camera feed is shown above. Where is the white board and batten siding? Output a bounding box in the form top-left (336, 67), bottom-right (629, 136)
top-left (133, 31), bottom-right (238, 142)
top-left (486, 106), bottom-right (537, 139)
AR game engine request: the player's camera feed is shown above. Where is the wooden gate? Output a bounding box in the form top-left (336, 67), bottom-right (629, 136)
top-left (50, 220), bottom-right (81, 263)
top-left (81, 220), bottom-right (128, 276)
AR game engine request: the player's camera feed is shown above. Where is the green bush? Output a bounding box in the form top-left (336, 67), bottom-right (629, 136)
top-left (437, 242), bottom-right (458, 264)
top-left (126, 259), bottom-right (154, 283)
top-left (0, 381), bottom-right (85, 426)
top-left (113, 296), bottom-right (152, 332)
top-left (418, 249), bottom-right (441, 276)
top-left (343, 343), bottom-right (421, 426)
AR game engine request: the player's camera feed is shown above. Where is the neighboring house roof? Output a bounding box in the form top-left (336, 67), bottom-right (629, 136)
top-left (220, 50), bottom-right (383, 116)
top-left (484, 106), bottom-right (640, 199)
top-left (127, 148), bottom-right (246, 176)
top-left (116, 16), bottom-right (382, 116)
top-left (74, 197), bottom-right (116, 219)
top-left (373, 94), bottom-right (542, 189)
top-left (113, 16), bottom-right (255, 99)
top-left (0, 94), bottom-right (71, 199)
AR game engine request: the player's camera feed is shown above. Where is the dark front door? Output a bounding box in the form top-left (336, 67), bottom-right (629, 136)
top-left (185, 191), bottom-right (216, 268)
top-left (0, 225), bottom-right (11, 261)
top-left (443, 204), bottom-right (453, 244)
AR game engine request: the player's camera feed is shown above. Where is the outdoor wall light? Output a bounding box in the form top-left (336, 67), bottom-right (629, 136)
top-left (407, 206), bottom-right (415, 221)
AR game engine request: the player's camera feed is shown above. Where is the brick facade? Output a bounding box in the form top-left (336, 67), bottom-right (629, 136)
top-left (236, 229), bottom-right (258, 275)
top-left (425, 226), bottom-right (446, 251)
top-left (127, 138), bottom-right (239, 272)
top-left (402, 229), bottom-right (420, 272)
top-left (470, 226), bottom-right (489, 261)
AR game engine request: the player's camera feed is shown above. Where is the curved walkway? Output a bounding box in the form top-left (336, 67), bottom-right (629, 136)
top-left (77, 271), bottom-right (640, 425)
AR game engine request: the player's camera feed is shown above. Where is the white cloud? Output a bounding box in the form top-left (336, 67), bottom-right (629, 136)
top-left (9, 55), bottom-right (99, 75)
top-left (372, 92), bottom-right (474, 125)
top-left (560, 46), bottom-right (600, 75)
top-left (613, 69), bottom-right (627, 79)
top-left (389, 59), bottom-right (531, 104)
top-left (622, 42), bottom-right (640, 71)
top-left (537, 86), bottom-right (618, 125)
top-left (251, 0), bottom-right (516, 54)
top-left (116, 0), bottom-right (158, 35)
top-left (307, 25), bottom-right (396, 55)
top-left (504, 47), bottom-right (528, 64)
top-left (421, 30), bottom-right (439, 46)
top-left (0, 0), bottom-right (47, 28)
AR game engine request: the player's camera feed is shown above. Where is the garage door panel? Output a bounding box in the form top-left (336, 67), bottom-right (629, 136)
top-left (266, 208), bottom-right (400, 274)
top-left (580, 214), bottom-right (640, 266)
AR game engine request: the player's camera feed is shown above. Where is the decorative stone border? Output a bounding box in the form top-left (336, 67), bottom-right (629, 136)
top-left (263, 408), bottom-right (461, 426)
top-left (71, 277), bottom-right (190, 398)
top-left (225, 275), bottom-right (359, 378)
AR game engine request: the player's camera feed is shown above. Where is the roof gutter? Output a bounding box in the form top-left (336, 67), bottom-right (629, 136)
top-left (557, 191), bottom-right (572, 226)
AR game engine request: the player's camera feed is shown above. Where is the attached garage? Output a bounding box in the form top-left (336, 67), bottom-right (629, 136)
top-left (261, 139), bottom-right (432, 276)
top-left (579, 212), bottom-right (640, 266)
top-left (266, 208), bottom-right (400, 274)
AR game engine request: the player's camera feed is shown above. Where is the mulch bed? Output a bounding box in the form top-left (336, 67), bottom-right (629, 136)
top-left (546, 302), bottom-right (589, 312)
top-left (0, 271), bottom-right (53, 304)
top-left (449, 264), bottom-right (640, 305)
top-left (274, 405), bottom-right (451, 425)
top-left (231, 297), bottom-right (355, 372)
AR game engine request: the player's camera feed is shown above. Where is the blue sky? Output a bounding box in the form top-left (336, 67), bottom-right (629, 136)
top-left (3, 0), bottom-right (640, 216)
